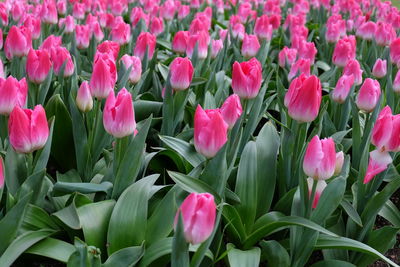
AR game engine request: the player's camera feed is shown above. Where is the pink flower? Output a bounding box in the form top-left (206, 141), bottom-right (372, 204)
top-left (120, 55), bottom-right (142, 84)
top-left (231, 58), bottom-right (262, 99)
top-left (254, 15), bottom-right (273, 41)
top-left (169, 57), bottom-right (194, 91)
top-left (58, 15), bottom-right (75, 33)
top-left (356, 78), bottom-right (381, 113)
top-left (23, 15), bottom-right (41, 40)
top-left (0, 76), bottom-right (27, 115)
top-left (40, 0), bottom-right (58, 24)
top-left (332, 35), bottom-right (356, 67)
top-left (307, 178), bottom-right (327, 208)
top-left (390, 38), bottom-right (400, 67)
top-left (175, 192), bottom-right (216, 244)
top-left (288, 58), bottom-right (311, 81)
top-left (160, 0), bottom-right (176, 21)
top-left (393, 70), bottom-right (400, 93)
top-left (375, 22), bottom-right (396, 46)
top-left (134, 32), bottom-right (156, 60)
top-left (26, 49), bottom-right (52, 84)
top-left (111, 22), bottom-right (131, 45)
top-left (303, 135), bottom-right (336, 180)
top-left (285, 74), bottom-right (322, 122)
top-left (356, 21), bottom-right (376, 40)
top-left (372, 59), bottom-right (387, 79)
top-left (194, 105), bottom-right (228, 158)
top-left (344, 59), bottom-right (363, 85)
top-left (90, 53), bottom-right (117, 99)
top-left (387, 114), bottom-right (400, 152)
top-left (103, 88), bottom-right (136, 138)
top-left (172, 31), bottom-right (189, 54)
top-left (335, 151), bottom-right (345, 175)
top-left (220, 94), bottom-right (242, 129)
top-left (130, 7), bottom-right (149, 27)
top-left (40, 35), bottom-right (62, 53)
top-left (150, 17), bottom-right (164, 36)
top-left (232, 23), bottom-right (245, 40)
top-left (364, 150), bottom-right (392, 184)
top-left (278, 47), bottom-right (297, 68)
top-left (211, 40), bottom-right (223, 59)
top-left (332, 74), bottom-right (355, 103)
top-left (50, 46), bottom-right (75, 77)
top-left (371, 106), bottom-right (393, 151)
top-left (8, 105), bottom-right (49, 154)
top-left (241, 34), bottom-right (260, 58)
top-left (96, 41), bottom-right (120, 62)
top-left (4, 26), bottom-right (32, 60)
top-left (75, 25), bottom-right (91, 49)
top-left (72, 2), bottom-right (85, 20)
top-left (76, 81), bottom-right (93, 113)
top-left (186, 31), bottom-right (210, 60)
top-left (298, 41), bottom-right (317, 64)
top-left (178, 5), bottom-right (190, 20)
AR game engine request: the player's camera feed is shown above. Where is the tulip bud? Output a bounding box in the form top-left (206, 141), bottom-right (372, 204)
top-left (375, 22), bottom-right (396, 46)
top-left (41, 0), bottom-right (58, 24)
top-left (120, 55), bottom-right (142, 84)
top-left (220, 94), bottom-right (242, 129)
top-left (169, 57), bottom-right (194, 91)
top-left (75, 25), bottom-right (91, 49)
top-left (356, 78), bottom-right (381, 113)
top-left (178, 5), bottom-right (190, 20)
top-left (334, 151), bottom-right (344, 175)
top-left (356, 21), bottom-right (376, 41)
top-left (90, 53), bottom-right (117, 99)
top-left (73, 2), bottom-right (85, 20)
top-left (390, 38), bottom-right (400, 67)
top-left (103, 88), bottom-right (136, 138)
top-left (288, 58), bottom-right (311, 81)
top-left (194, 105), bottom-right (228, 158)
top-left (0, 77), bottom-right (28, 115)
top-left (303, 136), bottom-right (336, 180)
top-left (364, 150), bottom-right (393, 184)
top-left (76, 81), bottom-right (93, 113)
top-left (343, 59), bottom-right (363, 85)
top-left (372, 59), bottom-right (387, 79)
top-left (211, 40), bottom-right (223, 59)
top-left (307, 178), bottom-right (327, 209)
top-left (172, 31), bottom-right (189, 54)
top-left (278, 47), bottom-right (297, 68)
top-left (332, 35), bottom-right (356, 67)
top-left (8, 105), bottom-right (49, 153)
top-left (186, 31), bottom-right (210, 60)
top-left (111, 22), bottom-right (131, 45)
top-left (150, 17), bottom-right (164, 36)
top-left (24, 15), bottom-right (41, 40)
top-left (40, 35), bottom-right (62, 53)
top-left (26, 49), bottom-right (52, 84)
top-left (96, 41), bottom-right (120, 62)
top-left (232, 23), bottom-right (245, 40)
top-left (254, 15), bottom-right (273, 41)
top-left (232, 58), bottom-right (262, 99)
top-left (393, 70), bottom-right (400, 93)
top-left (241, 34), bottom-right (260, 58)
top-left (175, 192), bottom-right (216, 244)
top-left (332, 74), bottom-right (354, 103)
top-left (387, 114), bottom-right (400, 152)
top-left (50, 46), bottom-right (75, 77)
top-left (371, 106), bottom-right (393, 151)
top-left (285, 74), bottom-right (321, 122)
top-left (299, 41), bottom-right (317, 64)
top-left (4, 26), bottom-right (32, 60)
top-left (134, 32), bottom-right (156, 60)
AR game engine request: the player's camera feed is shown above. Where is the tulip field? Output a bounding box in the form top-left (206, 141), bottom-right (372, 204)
top-left (2, 0), bottom-right (400, 266)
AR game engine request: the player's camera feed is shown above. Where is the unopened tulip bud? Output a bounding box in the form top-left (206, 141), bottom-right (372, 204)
top-left (372, 59), bottom-right (387, 79)
top-left (220, 94), bottom-right (242, 129)
top-left (169, 57), bottom-right (194, 91)
top-left (334, 151), bottom-right (344, 175)
top-left (76, 81), bottom-right (93, 112)
top-left (356, 78), bottom-right (381, 113)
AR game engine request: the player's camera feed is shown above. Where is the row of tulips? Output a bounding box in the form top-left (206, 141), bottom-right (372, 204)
top-left (0, 0), bottom-right (399, 266)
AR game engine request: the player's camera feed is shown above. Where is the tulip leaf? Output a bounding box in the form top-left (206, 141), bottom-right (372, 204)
top-left (33, 117), bottom-right (55, 173)
top-left (25, 238), bottom-right (75, 263)
top-left (172, 213), bottom-right (190, 267)
top-left (340, 199), bottom-right (363, 227)
top-left (310, 260), bottom-right (356, 267)
top-left (107, 174), bottom-right (160, 255)
top-left (103, 245), bottom-right (145, 267)
top-left (222, 205), bottom-right (247, 244)
top-left (17, 169), bottom-right (47, 206)
top-left (67, 238), bottom-right (101, 267)
top-left (227, 244), bottom-right (261, 267)
top-left (22, 204), bottom-right (60, 231)
top-left (260, 240), bottom-right (290, 267)
top-left (112, 116), bottom-right (152, 198)
top-left (191, 77), bottom-right (208, 86)
top-left (5, 143), bottom-right (28, 195)
top-left (53, 181), bottom-right (113, 196)
top-left (0, 229), bottom-right (55, 267)
top-left (378, 199), bottom-right (400, 227)
top-left (38, 67), bottom-right (53, 105)
top-left (160, 135), bottom-right (205, 167)
top-left (134, 100), bottom-right (162, 121)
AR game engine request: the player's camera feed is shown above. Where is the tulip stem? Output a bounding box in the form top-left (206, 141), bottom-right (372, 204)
top-left (89, 100), bottom-right (102, 156)
top-left (307, 179), bottom-right (318, 218)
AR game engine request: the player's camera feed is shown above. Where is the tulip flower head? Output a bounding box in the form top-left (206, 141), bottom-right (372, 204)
top-left (231, 58), bottom-right (262, 99)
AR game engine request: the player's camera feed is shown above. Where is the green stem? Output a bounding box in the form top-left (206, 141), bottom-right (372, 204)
top-left (306, 179), bottom-right (318, 218)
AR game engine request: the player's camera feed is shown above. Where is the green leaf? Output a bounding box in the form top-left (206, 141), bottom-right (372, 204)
top-left (33, 117), bottom-right (55, 173)
top-left (38, 68), bottom-right (53, 105)
top-left (235, 141), bottom-right (258, 233)
top-left (4, 144), bottom-right (28, 195)
top-left (0, 192), bottom-right (32, 254)
top-left (260, 240), bottom-right (290, 267)
top-left (112, 116), bottom-right (152, 198)
top-left (378, 199), bottom-right (400, 227)
top-left (159, 135), bottom-right (205, 167)
top-left (0, 229), bottom-right (55, 266)
top-left (134, 100), bottom-right (162, 121)
top-left (53, 181), bottom-right (113, 196)
top-left (17, 169), bottom-right (46, 206)
top-left (340, 199), bottom-right (363, 227)
top-left (315, 234), bottom-right (398, 267)
top-left (103, 245), bottom-right (145, 267)
top-left (67, 238), bottom-right (101, 267)
top-left (107, 175), bottom-right (160, 254)
top-left (191, 77), bottom-right (208, 86)
top-left (311, 260), bottom-right (356, 267)
top-left (22, 204), bottom-right (60, 231)
top-left (172, 213), bottom-right (189, 267)
top-left (26, 238), bottom-right (75, 263)
top-left (227, 244), bottom-right (260, 267)
top-left (52, 193), bottom-right (91, 230)
top-left (77, 200), bottom-right (116, 253)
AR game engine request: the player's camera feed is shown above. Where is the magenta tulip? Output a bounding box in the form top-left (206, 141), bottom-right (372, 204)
top-left (90, 53), bottom-right (117, 99)
top-left (26, 49), bottom-right (52, 84)
top-left (220, 94), bottom-right (243, 129)
top-left (76, 81), bottom-right (93, 113)
top-left (356, 78), bottom-right (381, 113)
top-left (120, 55), bottom-right (142, 84)
top-left (232, 58), bottom-right (262, 99)
top-left (0, 76), bottom-right (27, 115)
top-left (169, 57), bottom-right (194, 91)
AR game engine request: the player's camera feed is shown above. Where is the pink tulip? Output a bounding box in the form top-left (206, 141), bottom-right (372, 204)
top-left (371, 106), bottom-right (393, 151)
top-left (76, 81), bottom-right (93, 113)
top-left (254, 15), bottom-right (273, 41)
top-left (75, 25), bottom-right (91, 49)
top-left (332, 35), bottom-right (356, 67)
top-left (26, 49), bottom-right (52, 84)
top-left (332, 74), bottom-right (355, 103)
top-left (134, 32), bottom-right (156, 60)
top-left (326, 19), bottom-right (346, 43)
top-left (96, 41), bottom-right (120, 62)
top-left (356, 21), bottom-right (376, 40)
top-left (189, 18), bottom-right (209, 35)
top-left (50, 46), bottom-right (75, 77)
top-left (57, 0), bottom-right (67, 15)
top-left (40, 35), bottom-right (62, 53)
top-left (307, 178), bottom-right (327, 209)
top-left (375, 22), bottom-right (396, 46)
top-left (40, 0), bottom-right (58, 24)
top-left (4, 26), bottom-right (32, 60)
top-left (387, 114), bottom-right (400, 152)
top-left (194, 105), bottom-right (228, 158)
top-left (8, 105), bottom-right (49, 154)
top-left (178, 5), bottom-right (190, 20)
top-left (393, 70), bottom-right (400, 93)
top-left (160, 0), bottom-right (175, 21)
top-left (59, 15), bottom-right (75, 33)
top-left (169, 57), bottom-right (194, 91)
top-left (356, 78), bottom-right (381, 113)
top-left (120, 55), bottom-right (142, 84)
top-left (175, 192), bottom-right (216, 245)
top-left (390, 38), bottom-right (400, 67)
top-left (90, 53), bottom-right (117, 99)
top-left (0, 76), bottom-right (27, 115)
top-left (186, 31), bottom-right (210, 60)
top-left (23, 15), bottom-right (41, 40)
top-left (0, 59), bottom-right (4, 79)
top-left (303, 135), bottom-right (336, 180)
top-left (231, 58), bottom-right (262, 99)
top-left (343, 59), bottom-right (363, 85)
top-left (111, 22), bottom-right (131, 45)
top-left (220, 94), bottom-right (242, 129)
top-left (130, 7), bottom-right (149, 27)
top-left (278, 47), bottom-right (297, 68)
top-left (285, 74), bottom-right (322, 122)
top-left (364, 150), bottom-right (392, 184)
top-left (150, 17), bottom-right (164, 36)
top-left (172, 31), bottom-right (189, 54)
top-left (241, 34), bottom-right (260, 58)
top-left (335, 151), bottom-right (345, 175)
top-left (103, 88), bottom-right (136, 138)
top-left (288, 58), bottom-right (311, 81)
top-left (232, 23), bottom-right (245, 40)
top-left (211, 40), bottom-right (223, 59)
top-left (73, 2), bottom-right (85, 20)
top-left (372, 59), bottom-right (387, 79)
top-left (298, 41), bottom-right (317, 64)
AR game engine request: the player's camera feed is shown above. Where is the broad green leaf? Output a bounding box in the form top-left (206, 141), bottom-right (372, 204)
top-left (4, 144), bottom-right (28, 195)
top-left (33, 117), bottom-right (55, 173)
top-left (26, 238), bottom-right (75, 263)
top-left (17, 169), bottom-right (46, 206)
top-left (67, 238), bottom-right (101, 267)
top-left (103, 245), bottom-right (145, 267)
top-left (22, 204), bottom-right (60, 231)
top-left (159, 135), bottom-right (205, 167)
top-left (311, 260), bottom-right (356, 267)
top-left (340, 199), bottom-right (363, 227)
top-left (191, 77), bottom-right (208, 86)
top-left (227, 244), bottom-right (260, 267)
top-left (172, 213), bottom-right (189, 267)
top-left (134, 100), bottom-right (162, 121)
top-left (0, 229), bottom-right (55, 266)
top-left (222, 205), bottom-right (247, 244)
top-left (53, 181), bottom-right (113, 196)
top-left (107, 175), bottom-right (160, 254)
top-left (378, 199), bottom-right (400, 227)
top-left (260, 240), bottom-right (290, 267)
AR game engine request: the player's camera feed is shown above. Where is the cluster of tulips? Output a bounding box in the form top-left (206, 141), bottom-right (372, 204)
top-left (0, 0), bottom-right (400, 266)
